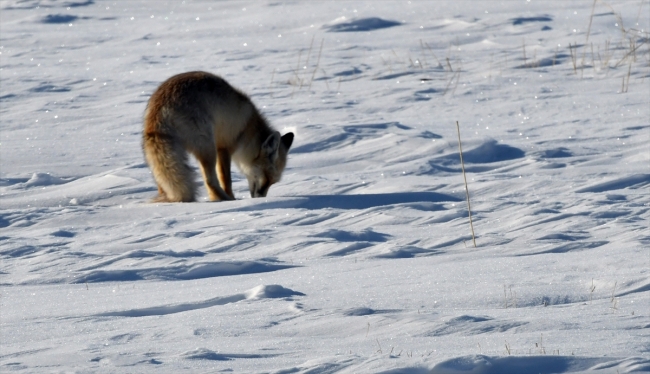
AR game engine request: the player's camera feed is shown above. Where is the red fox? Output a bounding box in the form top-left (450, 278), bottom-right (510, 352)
top-left (142, 71), bottom-right (294, 202)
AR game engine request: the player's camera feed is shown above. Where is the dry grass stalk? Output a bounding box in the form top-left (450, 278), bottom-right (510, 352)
top-left (569, 43), bottom-right (578, 74)
top-left (456, 121), bottom-right (476, 248)
top-left (422, 40), bottom-right (442, 67)
top-left (614, 39), bottom-right (646, 68)
top-left (581, 0), bottom-right (598, 68)
top-left (308, 38), bottom-right (324, 90)
top-left (621, 62), bottom-right (632, 93)
top-left (522, 38), bottom-right (527, 67)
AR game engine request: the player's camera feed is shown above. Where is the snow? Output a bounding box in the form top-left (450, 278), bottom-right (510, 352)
top-left (1, 0), bottom-right (649, 372)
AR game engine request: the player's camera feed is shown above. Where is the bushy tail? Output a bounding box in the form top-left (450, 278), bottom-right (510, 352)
top-left (142, 133), bottom-right (196, 202)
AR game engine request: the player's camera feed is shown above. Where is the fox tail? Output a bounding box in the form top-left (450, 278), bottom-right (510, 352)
top-left (142, 133), bottom-right (196, 202)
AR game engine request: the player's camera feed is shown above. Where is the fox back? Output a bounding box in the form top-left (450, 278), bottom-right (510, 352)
top-left (142, 71), bottom-right (293, 202)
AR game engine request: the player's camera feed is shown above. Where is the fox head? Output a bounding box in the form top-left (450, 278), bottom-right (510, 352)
top-left (246, 131), bottom-right (294, 198)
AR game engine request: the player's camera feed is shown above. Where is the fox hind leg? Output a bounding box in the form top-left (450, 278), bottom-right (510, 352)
top-left (217, 148), bottom-right (235, 199)
top-left (151, 184), bottom-right (168, 202)
top-left (195, 148), bottom-right (233, 201)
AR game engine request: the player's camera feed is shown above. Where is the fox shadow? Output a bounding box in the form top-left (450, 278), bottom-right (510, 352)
top-left (225, 191), bottom-right (462, 212)
top-left (294, 192), bottom-right (461, 210)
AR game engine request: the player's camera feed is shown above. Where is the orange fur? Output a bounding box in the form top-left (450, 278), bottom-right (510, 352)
top-left (142, 71), bottom-right (293, 202)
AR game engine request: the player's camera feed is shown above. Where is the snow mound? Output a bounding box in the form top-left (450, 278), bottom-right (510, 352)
top-left (510, 16), bottom-right (553, 26)
top-left (74, 260), bottom-right (296, 284)
top-left (181, 348), bottom-right (232, 361)
top-left (324, 17), bottom-right (402, 32)
top-left (575, 174), bottom-right (650, 193)
top-left (40, 14), bottom-right (79, 24)
top-left (430, 355), bottom-right (646, 374)
top-left (245, 284), bottom-right (305, 299)
top-left (459, 139), bottom-right (525, 164)
top-left (180, 348), bottom-right (279, 361)
top-left (24, 173), bottom-right (68, 187)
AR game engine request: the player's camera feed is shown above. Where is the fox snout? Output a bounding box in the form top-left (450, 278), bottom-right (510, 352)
top-left (250, 179), bottom-right (271, 198)
top-left (245, 131), bottom-right (293, 199)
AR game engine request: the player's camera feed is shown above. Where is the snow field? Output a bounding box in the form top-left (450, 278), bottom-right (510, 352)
top-left (1, 1), bottom-right (649, 372)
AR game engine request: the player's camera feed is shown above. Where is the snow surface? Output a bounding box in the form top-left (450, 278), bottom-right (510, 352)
top-left (1, 0), bottom-right (649, 372)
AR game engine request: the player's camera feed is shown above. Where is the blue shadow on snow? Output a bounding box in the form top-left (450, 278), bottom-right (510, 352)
top-left (294, 192), bottom-right (461, 210)
top-left (325, 17), bottom-right (402, 32)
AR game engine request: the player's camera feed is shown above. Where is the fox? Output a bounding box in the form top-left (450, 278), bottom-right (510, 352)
top-left (142, 71), bottom-right (294, 202)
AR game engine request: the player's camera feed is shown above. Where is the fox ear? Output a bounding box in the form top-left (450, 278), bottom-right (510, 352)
top-left (261, 131), bottom-right (281, 159)
top-left (281, 132), bottom-right (294, 150)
